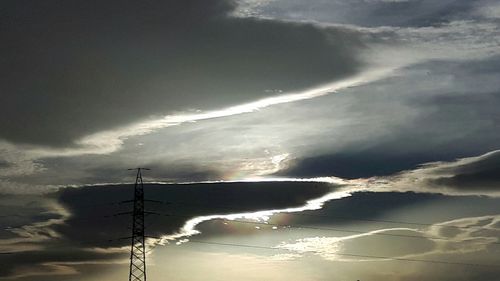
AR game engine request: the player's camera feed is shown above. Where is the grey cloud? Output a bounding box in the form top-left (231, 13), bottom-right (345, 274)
top-left (0, 246), bottom-right (124, 280)
top-left (275, 56), bottom-right (500, 179)
top-left (367, 149), bottom-right (500, 196)
top-left (188, 192), bottom-right (500, 255)
top-left (240, 0), bottom-right (479, 27)
top-left (191, 191), bottom-right (500, 281)
top-left (12, 54), bottom-right (500, 186)
top-left (278, 151), bottom-right (456, 179)
top-left (84, 161), bottom-right (224, 184)
top-left (3, 188), bottom-right (500, 280)
top-left (0, 0), bottom-right (365, 147)
top-left (2, 1), bottom-right (500, 280)
top-left (0, 181), bottom-right (333, 278)
top-left (0, 194), bottom-right (62, 239)
top-left (431, 151), bottom-right (500, 191)
top-left (288, 229), bottom-right (437, 259)
top-left (277, 213), bottom-right (500, 281)
top-left (272, 192), bottom-right (500, 228)
top-left (55, 181), bottom-right (333, 247)
top-left (0, 160), bottom-right (11, 169)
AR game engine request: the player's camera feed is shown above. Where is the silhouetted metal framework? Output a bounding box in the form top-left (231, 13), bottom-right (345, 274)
top-left (128, 168), bottom-right (149, 281)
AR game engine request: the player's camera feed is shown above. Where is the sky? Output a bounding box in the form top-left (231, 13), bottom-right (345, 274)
top-left (0, 0), bottom-right (499, 280)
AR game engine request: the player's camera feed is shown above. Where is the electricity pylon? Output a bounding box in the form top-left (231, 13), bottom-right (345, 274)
top-left (128, 168), bottom-right (150, 281)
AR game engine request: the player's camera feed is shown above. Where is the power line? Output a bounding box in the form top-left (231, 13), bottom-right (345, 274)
top-left (152, 213), bottom-right (500, 245)
top-left (4, 196), bottom-right (499, 252)
top-left (164, 201), bottom-right (497, 231)
top-left (25, 207), bottom-right (496, 233)
top-left (4, 207), bottom-right (498, 247)
top-left (8, 195), bottom-right (495, 232)
top-left (14, 210), bottom-right (495, 247)
top-left (287, 213), bottom-right (492, 231)
top-left (6, 199), bottom-right (496, 270)
top-left (186, 240), bottom-right (500, 268)
top-left (214, 218), bottom-right (500, 244)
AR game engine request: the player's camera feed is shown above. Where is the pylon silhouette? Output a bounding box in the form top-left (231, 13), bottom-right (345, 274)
top-left (128, 168), bottom-right (149, 281)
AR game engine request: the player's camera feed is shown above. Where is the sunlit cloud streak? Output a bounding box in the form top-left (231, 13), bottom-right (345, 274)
top-left (32, 66), bottom-right (394, 157)
top-left (274, 215), bottom-right (500, 263)
top-left (366, 150), bottom-right (500, 197)
top-left (157, 188), bottom-right (354, 243)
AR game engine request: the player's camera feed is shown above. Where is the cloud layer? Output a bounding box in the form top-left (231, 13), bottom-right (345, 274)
top-left (0, 0), bottom-right (365, 147)
top-left (374, 150), bottom-right (500, 196)
top-left (0, 181), bottom-right (334, 278)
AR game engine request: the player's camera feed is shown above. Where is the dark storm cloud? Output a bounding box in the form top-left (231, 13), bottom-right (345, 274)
top-left (277, 191), bottom-right (500, 227)
top-left (0, 181), bottom-right (333, 278)
top-left (0, 246), bottom-right (124, 279)
top-left (3, 186), bottom-right (500, 279)
top-left (432, 151), bottom-right (500, 191)
top-left (83, 161), bottom-right (224, 184)
top-left (55, 181), bottom-right (333, 248)
top-left (26, 157), bottom-right (225, 186)
top-left (278, 151), bottom-right (458, 179)
top-left (0, 0), bottom-right (364, 147)
top-left (279, 56), bottom-right (500, 179)
top-left (0, 194), bottom-right (62, 239)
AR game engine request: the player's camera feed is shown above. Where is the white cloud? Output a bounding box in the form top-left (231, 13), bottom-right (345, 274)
top-left (274, 215), bottom-right (500, 262)
top-left (365, 150), bottom-right (500, 197)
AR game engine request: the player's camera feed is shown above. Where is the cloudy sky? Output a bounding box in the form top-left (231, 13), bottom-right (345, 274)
top-left (1, 0), bottom-right (500, 280)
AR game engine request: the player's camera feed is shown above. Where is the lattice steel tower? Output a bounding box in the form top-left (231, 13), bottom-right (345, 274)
top-left (128, 168), bottom-right (149, 281)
